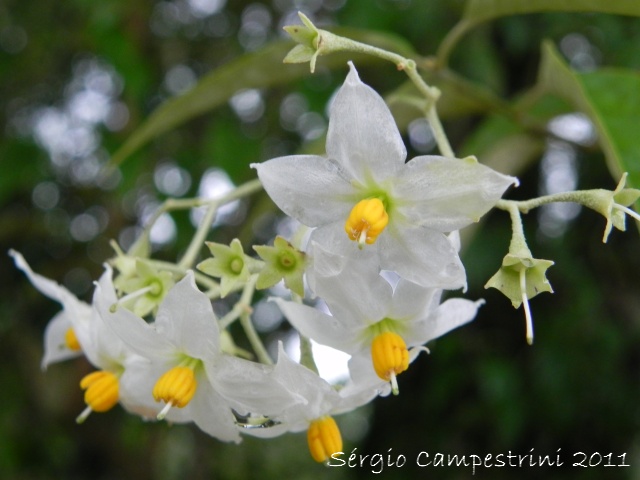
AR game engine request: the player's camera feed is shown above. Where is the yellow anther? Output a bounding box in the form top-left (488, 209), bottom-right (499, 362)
top-left (64, 327), bottom-right (81, 351)
top-left (153, 366), bottom-right (197, 416)
top-left (80, 370), bottom-right (119, 413)
top-left (307, 416), bottom-right (343, 463)
top-left (371, 332), bottom-right (409, 395)
top-left (344, 198), bottom-right (389, 248)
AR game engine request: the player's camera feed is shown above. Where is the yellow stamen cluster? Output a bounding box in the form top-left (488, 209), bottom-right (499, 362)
top-left (80, 370), bottom-right (119, 413)
top-left (307, 416), bottom-right (343, 463)
top-left (344, 198), bottom-right (389, 248)
top-left (153, 366), bottom-right (197, 411)
top-left (371, 332), bottom-right (409, 395)
top-left (64, 327), bottom-right (81, 351)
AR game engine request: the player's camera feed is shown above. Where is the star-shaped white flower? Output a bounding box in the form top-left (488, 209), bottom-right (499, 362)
top-left (273, 251), bottom-right (482, 395)
top-left (252, 62), bottom-right (517, 289)
top-left (78, 265), bottom-right (162, 422)
top-left (97, 270), bottom-right (293, 443)
top-left (10, 250), bottom-right (92, 369)
top-left (11, 250), bottom-right (160, 421)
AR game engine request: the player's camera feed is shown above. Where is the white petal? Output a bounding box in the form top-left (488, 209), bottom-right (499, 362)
top-left (377, 225), bottom-right (466, 289)
top-left (271, 298), bottom-right (363, 353)
top-left (311, 250), bottom-right (392, 328)
top-left (84, 266), bottom-right (131, 369)
top-left (154, 271), bottom-right (219, 359)
top-left (306, 224), bottom-right (378, 293)
top-left (346, 352), bottom-right (391, 397)
top-left (393, 156), bottom-right (518, 231)
top-left (118, 357), bottom-right (169, 421)
top-left (10, 250), bottom-right (79, 306)
top-left (270, 343), bottom-right (341, 420)
top-left (309, 222), bottom-right (375, 259)
top-left (11, 250), bottom-right (93, 367)
top-left (326, 63), bottom-right (406, 184)
top-left (251, 155), bottom-right (355, 226)
top-left (95, 282), bottom-right (175, 361)
top-left (210, 355), bottom-right (302, 416)
top-left (189, 375), bottom-right (242, 443)
top-left (403, 298), bottom-right (482, 346)
top-left (387, 279), bottom-right (441, 323)
top-left (41, 311), bottom-right (82, 369)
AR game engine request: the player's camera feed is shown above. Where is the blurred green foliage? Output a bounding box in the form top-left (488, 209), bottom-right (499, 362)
top-left (1, 0), bottom-right (640, 479)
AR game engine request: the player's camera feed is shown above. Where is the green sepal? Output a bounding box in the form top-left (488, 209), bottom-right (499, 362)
top-left (118, 260), bottom-right (175, 317)
top-left (485, 253), bottom-right (554, 308)
top-left (580, 173), bottom-right (640, 242)
top-left (253, 236), bottom-right (306, 297)
top-left (196, 238), bottom-right (262, 298)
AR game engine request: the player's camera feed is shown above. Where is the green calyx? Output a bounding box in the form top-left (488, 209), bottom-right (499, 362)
top-left (282, 12), bottom-right (350, 73)
top-left (253, 236), bottom-right (306, 297)
top-left (580, 173), bottom-right (640, 242)
top-left (118, 260), bottom-right (175, 317)
top-left (197, 238), bottom-right (262, 298)
top-left (485, 254), bottom-right (554, 309)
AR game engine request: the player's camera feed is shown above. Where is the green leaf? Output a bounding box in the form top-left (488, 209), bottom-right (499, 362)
top-left (438, 0), bottom-right (640, 65)
top-left (463, 0), bottom-right (640, 24)
top-left (537, 41), bottom-right (640, 184)
top-left (109, 28), bottom-right (416, 167)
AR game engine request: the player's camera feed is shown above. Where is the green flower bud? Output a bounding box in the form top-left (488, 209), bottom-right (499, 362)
top-left (253, 236), bottom-right (306, 297)
top-left (580, 173), bottom-right (640, 242)
top-left (282, 12), bottom-right (350, 73)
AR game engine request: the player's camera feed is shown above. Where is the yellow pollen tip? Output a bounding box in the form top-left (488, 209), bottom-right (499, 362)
top-left (307, 416), bottom-right (343, 463)
top-left (152, 366), bottom-right (197, 410)
top-left (344, 198), bottom-right (389, 247)
top-left (79, 370), bottom-right (119, 413)
top-left (64, 327), bottom-right (81, 352)
top-left (371, 332), bottom-right (409, 393)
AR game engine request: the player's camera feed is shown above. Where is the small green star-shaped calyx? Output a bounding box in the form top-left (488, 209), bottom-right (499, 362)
top-left (282, 12), bottom-right (347, 73)
top-left (118, 260), bottom-right (175, 317)
top-left (197, 239), bottom-right (262, 298)
top-left (110, 238), bottom-right (150, 292)
top-left (581, 173), bottom-right (640, 242)
top-left (253, 236), bottom-right (306, 297)
top-left (485, 253), bottom-right (554, 308)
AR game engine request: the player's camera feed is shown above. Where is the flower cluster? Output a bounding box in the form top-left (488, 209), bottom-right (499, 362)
top-left (11, 63), bottom-right (517, 464)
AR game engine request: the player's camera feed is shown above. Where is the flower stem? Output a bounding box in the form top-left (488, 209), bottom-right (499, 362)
top-left (238, 275), bottom-right (273, 365)
top-left (498, 200), bottom-right (532, 258)
top-left (178, 179), bottom-right (263, 269)
top-left (323, 34), bottom-right (454, 157)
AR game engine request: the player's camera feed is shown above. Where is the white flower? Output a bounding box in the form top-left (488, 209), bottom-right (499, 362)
top-left (10, 250), bottom-right (158, 421)
top-left (10, 250), bottom-right (92, 369)
top-left (97, 270), bottom-right (294, 443)
top-left (239, 343), bottom-right (378, 463)
top-left (252, 62), bottom-right (517, 289)
top-left (273, 252), bottom-right (482, 395)
top-left (78, 266), bottom-right (161, 422)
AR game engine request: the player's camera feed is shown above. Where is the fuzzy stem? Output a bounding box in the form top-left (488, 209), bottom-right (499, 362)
top-left (238, 275), bottom-right (273, 365)
top-left (496, 190), bottom-right (601, 215)
top-left (178, 179), bottom-right (263, 269)
top-left (319, 33), bottom-right (454, 157)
